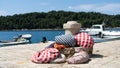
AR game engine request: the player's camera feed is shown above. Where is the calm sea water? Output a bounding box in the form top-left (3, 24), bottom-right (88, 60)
top-left (0, 28), bottom-right (120, 44)
top-left (0, 30), bottom-right (65, 43)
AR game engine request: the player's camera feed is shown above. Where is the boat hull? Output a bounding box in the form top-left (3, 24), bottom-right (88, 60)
top-left (102, 31), bottom-right (120, 36)
top-left (0, 34), bottom-right (32, 47)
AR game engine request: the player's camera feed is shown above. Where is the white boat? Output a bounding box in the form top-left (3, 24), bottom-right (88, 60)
top-left (0, 34), bottom-right (32, 46)
top-left (82, 24), bottom-right (120, 37)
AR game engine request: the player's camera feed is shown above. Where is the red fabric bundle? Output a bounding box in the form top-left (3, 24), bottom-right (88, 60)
top-left (31, 48), bottom-right (59, 63)
top-left (53, 43), bottom-right (66, 50)
top-left (75, 32), bottom-right (94, 48)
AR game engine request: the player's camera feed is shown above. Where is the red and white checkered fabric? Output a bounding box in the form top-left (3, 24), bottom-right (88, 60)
top-left (31, 48), bottom-right (59, 63)
top-left (75, 32), bottom-right (94, 48)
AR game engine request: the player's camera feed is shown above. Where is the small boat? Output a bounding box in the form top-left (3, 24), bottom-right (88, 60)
top-left (81, 24), bottom-right (120, 43)
top-left (82, 24), bottom-right (120, 37)
top-left (0, 34), bottom-right (32, 46)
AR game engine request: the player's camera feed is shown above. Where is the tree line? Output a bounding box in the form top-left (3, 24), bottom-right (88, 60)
top-left (0, 10), bottom-right (120, 30)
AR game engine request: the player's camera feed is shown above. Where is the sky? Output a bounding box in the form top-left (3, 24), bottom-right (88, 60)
top-left (0, 0), bottom-right (120, 16)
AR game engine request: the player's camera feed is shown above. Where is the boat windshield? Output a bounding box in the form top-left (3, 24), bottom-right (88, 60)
top-left (92, 26), bottom-right (100, 29)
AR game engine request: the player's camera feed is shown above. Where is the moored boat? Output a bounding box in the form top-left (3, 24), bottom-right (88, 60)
top-left (82, 24), bottom-right (120, 37)
top-left (0, 34), bottom-right (32, 46)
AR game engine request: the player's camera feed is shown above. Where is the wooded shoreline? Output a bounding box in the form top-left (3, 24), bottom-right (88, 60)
top-left (0, 11), bottom-right (120, 30)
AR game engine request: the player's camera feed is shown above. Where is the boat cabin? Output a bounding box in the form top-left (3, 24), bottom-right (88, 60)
top-left (85, 24), bottom-right (105, 36)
